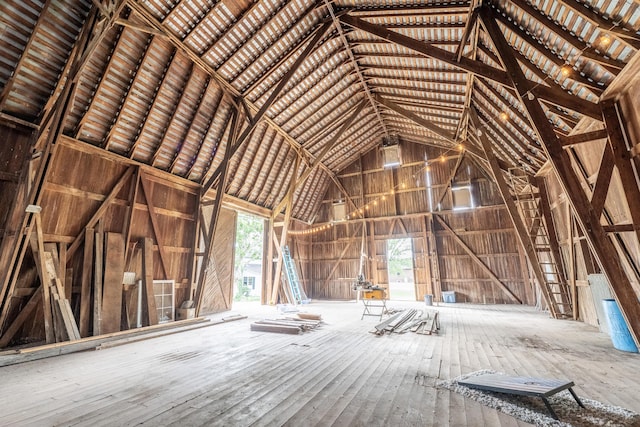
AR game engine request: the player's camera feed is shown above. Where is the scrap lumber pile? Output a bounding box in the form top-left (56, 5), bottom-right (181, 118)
top-left (371, 309), bottom-right (439, 336)
top-left (250, 313), bottom-right (322, 335)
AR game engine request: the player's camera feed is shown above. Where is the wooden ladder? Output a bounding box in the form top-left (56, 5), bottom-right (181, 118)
top-left (509, 169), bottom-right (573, 319)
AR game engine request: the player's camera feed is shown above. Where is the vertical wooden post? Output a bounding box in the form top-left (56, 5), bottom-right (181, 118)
top-left (142, 237), bottom-right (157, 326)
top-left (567, 202), bottom-right (578, 320)
top-left (79, 228), bottom-right (94, 337)
top-left (264, 217), bottom-right (274, 305)
top-left (93, 221), bottom-right (104, 336)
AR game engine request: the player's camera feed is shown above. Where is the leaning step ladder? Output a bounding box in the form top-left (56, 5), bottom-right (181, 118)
top-left (282, 245), bottom-right (309, 304)
top-left (509, 168), bottom-right (573, 319)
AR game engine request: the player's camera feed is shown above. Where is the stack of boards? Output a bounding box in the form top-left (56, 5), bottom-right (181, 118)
top-left (250, 313), bottom-right (322, 335)
top-left (372, 309), bottom-right (439, 336)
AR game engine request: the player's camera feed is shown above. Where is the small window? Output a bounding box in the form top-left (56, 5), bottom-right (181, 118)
top-left (243, 276), bottom-right (256, 290)
top-left (452, 185), bottom-right (474, 210)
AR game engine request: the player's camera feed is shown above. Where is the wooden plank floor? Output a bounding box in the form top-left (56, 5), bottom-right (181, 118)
top-left (2, 301), bottom-right (639, 426)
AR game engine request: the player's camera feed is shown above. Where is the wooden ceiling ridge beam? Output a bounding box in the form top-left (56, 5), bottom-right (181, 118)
top-left (480, 4), bottom-right (640, 346)
top-left (272, 99), bottom-right (368, 216)
top-left (324, 1), bottom-right (389, 137)
top-left (340, 13), bottom-right (601, 120)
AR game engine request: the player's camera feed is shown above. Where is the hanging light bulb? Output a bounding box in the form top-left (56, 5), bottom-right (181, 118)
top-left (500, 112), bottom-right (509, 121)
top-left (599, 33), bottom-right (612, 46)
top-left (560, 65), bottom-right (572, 77)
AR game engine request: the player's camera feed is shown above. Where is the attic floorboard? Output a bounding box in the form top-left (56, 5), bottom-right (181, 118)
top-left (1, 301), bottom-right (638, 426)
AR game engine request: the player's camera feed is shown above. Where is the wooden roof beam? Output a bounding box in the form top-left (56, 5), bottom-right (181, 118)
top-left (340, 13), bottom-right (602, 120)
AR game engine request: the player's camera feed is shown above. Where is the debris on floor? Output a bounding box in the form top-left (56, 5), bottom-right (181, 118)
top-left (250, 313), bottom-right (322, 335)
top-left (371, 309), bottom-right (439, 336)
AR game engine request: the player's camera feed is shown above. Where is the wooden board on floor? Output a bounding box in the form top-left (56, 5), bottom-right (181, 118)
top-left (100, 233), bottom-right (125, 334)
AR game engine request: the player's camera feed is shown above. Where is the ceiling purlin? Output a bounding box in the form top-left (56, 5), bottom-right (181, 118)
top-left (554, 0), bottom-right (640, 49)
top-left (275, 71), bottom-right (359, 135)
top-left (240, 29), bottom-right (344, 95)
top-left (247, 128), bottom-right (279, 203)
top-left (102, 34), bottom-right (155, 152)
top-left (335, 3), bottom-right (472, 17)
top-left (127, 0), bottom-right (357, 201)
top-left (168, 75), bottom-right (215, 174)
top-left (268, 57), bottom-right (353, 121)
top-left (503, 0), bottom-right (627, 73)
top-left (491, 11), bottom-right (606, 94)
top-left (299, 97), bottom-right (369, 150)
top-left (216, 2), bottom-right (321, 80)
top-left (474, 92), bottom-right (545, 165)
top-left (198, 1), bottom-right (278, 61)
top-left (150, 64), bottom-right (196, 168)
top-left (233, 123), bottom-right (270, 197)
top-left (290, 88), bottom-right (364, 140)
top-left (324, 1), bottom-right (389, 137)
top-left (73, 23), bottom-right (127, 139)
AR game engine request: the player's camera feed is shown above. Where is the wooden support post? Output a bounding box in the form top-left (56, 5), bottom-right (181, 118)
top-left (427, 215), bottom-right (442, 302)
top-left (30, 213), bottom-right (54, 343)
top-left (481, 4), bottom-right (640, 344)
top-left (435, 215), bottom-right (522, 303)
top-left (93, 222), bottom-right (104, 336)
top-left (101, 233), bottom-right (125, 334)
top-left (142, 237), bottom-right (157, 326)
top-left (79, 228), bottom-right (94, 337)
top-left (567, 202), bottom-right (578, 320)
top-left (264, 218), bottom-right (274, 305)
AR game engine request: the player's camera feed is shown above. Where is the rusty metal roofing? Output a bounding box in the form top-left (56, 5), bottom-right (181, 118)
top-left (1, 0), bottom-right (639, 222)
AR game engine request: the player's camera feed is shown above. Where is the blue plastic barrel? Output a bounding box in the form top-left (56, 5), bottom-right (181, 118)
top-left (601, 299), bottom-right (639, 353)
top-left (424, 294), bottom-right (433, 306)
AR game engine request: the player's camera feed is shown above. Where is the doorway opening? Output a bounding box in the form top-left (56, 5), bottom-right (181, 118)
top-left (233, 213), bottom-right (264, 304)
top-left (386, 238), bottom-right (416, 300)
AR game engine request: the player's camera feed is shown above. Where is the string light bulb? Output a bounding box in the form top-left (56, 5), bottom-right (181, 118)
top-left (561, 65), bottom-right (572, 76)
top-left (599, 33), bottom-right (612, 46)
top-left (500, 112), bottom-right (509, 121)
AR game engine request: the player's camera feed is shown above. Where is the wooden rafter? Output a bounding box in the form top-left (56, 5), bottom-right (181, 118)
top-left (201, 20), bottom-right (334, 195)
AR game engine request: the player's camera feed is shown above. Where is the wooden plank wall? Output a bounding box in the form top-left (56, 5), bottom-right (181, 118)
top-left (296, 141), bottom-right (531, 304)
top-left (1, 140), bottom-right (200, 344)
